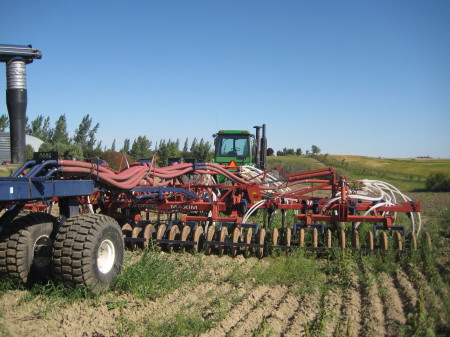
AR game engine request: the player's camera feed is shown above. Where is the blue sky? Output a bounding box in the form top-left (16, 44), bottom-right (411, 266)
top-left (1, 0), bottom-right (449, 158)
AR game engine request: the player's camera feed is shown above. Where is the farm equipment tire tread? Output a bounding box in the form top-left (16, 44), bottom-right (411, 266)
top-left (0, 212), bottom-right (57, 285)
top-left (52, 214), bottom-right (124, 292)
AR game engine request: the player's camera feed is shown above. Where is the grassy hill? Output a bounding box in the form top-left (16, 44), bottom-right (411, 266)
top-left (267, 155), bottom-right (450, 192)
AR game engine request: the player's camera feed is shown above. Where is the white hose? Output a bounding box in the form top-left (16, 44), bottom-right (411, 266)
top-left (242, 199), bottom-right (267, 223)
top-left (352, 180), bottom-right (421, 234)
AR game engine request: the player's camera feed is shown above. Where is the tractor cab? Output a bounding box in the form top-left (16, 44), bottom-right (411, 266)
top-left (213, 124), bottom-right (267, 170)
top-left (214, 130), bottom-right (253, 166)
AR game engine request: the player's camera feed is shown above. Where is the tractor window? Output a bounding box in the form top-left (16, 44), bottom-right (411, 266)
top-left (217, 135), bottom-right (250, 157)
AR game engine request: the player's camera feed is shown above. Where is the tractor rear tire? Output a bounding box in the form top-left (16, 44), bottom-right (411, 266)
top-left (53, 214), bottom-right (124, 292)
top-left (0, 212), bottom-right (57, 285)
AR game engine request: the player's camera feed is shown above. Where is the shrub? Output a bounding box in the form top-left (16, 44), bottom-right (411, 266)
top-left (425, 172), bottom-right (450, 192)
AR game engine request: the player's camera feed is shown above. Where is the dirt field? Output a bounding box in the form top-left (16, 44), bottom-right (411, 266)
top-left (0, 192), bottom-right (449, 337)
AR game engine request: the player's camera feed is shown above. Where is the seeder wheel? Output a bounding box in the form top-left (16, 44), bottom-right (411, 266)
top-left (243, 228), bottom-right (253, 258)
top-left (256, 228), bottom-right (266, 258)
top-left (394, 232), bottom-right (403, 250)
top-left (380, 231), bottom-right (388, 250)
top-left (218, 227), bottom-right (228, 255)
top-left (143, 224), bottom-right (155, 248)
top-left (338, 229), bottom-right (346, 249)
top-left (312, 228), bottom-right (318, 248)
top-left (352, 231), bottom-right (360, 249)
top-left (167, 225), bottom-right (180, 253)
top-left (230, 227), bottom-right (241, 257)
top-left (156, 224), bottom-right (167, 247)
top-left (407, 232), bottom-right (417, 250)
top-left (298, 228), bottom-right (305, 248)
top-left (284, 228), bottom-right (292, 248)
top-left (204, 226), bottom-right (216, 255)
top-left (272, 228), bottom-right (279, 247)
top-left (122, 223), bottom-right (133, 248)
top-left (122, 223), bottom-right (133, 236)
top-left (326, 229), bottom-right (332, 248)
top-left (192, 226), bottom-right (204, 252)
top-left (367, 231), bottom-right (374, 250)
top-left (131, 226), bottom-right (143, 250)
top-left (179, 226), bottom-right (191, 252)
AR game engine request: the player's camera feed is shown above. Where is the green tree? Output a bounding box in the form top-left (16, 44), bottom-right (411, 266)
top-left (157, 139), bottom-right (180, 166)
top-left (295, 148), bottom-right (302, 156)
top-left (311, 145), bottom-right (321, 155)
top-left (39, 142), bottom-right (83, 160)
top-left (182, 138), bottom-right (189, 152)
top-left (0, 114), bottom-right (9, 132)
top-left (191, 138), bottom-right (213, 163)
top-left (63, 144), bottom-right (84, 160)
top-left (130, 136), bottom-right (153, 159)
top-left (285, 148), bottom-right (295, 156)
top-left (110, 139), bottom-right (116, 152)
top-left (121, 139), bottom-right (130, 154)
top-left (190, 137), bottom-right (198, 152)
top-left (25, 144), bottom-right (34, 160)
top-left (52, 114), bottom-right (70, 144)
top-left (73, 114), bottom-right (99, 150)
top-left (28, 115), bottom-right (53, 142)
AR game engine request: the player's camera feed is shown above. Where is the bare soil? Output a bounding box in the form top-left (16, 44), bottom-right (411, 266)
top-left (0, 254), bottom-right (447, 337)
top-left (0, 192), bottom-right (449, 337)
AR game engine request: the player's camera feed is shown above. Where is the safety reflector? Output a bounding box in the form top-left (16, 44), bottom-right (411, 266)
top-left (229, 160), bottom-right (237, 167)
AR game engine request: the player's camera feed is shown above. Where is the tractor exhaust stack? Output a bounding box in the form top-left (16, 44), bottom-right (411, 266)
top-left (253, 124), bottom-right (267, 170)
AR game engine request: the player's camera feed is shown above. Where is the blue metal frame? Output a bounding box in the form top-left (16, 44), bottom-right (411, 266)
top-left (0, 178), bottom-right (94, 202)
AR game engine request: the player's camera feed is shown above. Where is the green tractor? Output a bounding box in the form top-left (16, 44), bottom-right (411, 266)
top-left (213, 124), bottom-right (267, 170)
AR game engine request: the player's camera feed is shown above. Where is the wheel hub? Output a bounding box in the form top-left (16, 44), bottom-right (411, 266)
top-left (33, 235), bottom-right (53, 268)
top-left (97, 239), bottom-right (115, 274)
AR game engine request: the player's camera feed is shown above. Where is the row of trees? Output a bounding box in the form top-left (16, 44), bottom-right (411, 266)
top-left (117, 136), bottom-right (213, 166)
top-left (0, 113), bottom-right (214, 167)
top-left (0, 113), bottom-right (323, 166)
top-left (0, 113), bottom-right (100, 160)
top-left (276, 145), bottom-right (321, 157)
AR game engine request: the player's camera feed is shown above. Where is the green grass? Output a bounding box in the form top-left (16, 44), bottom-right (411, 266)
top-left (267, 156), bottom-right (326, 175)
top-left (114, 250), bottom-right (199, 300)
top-left (0, 165), bottom-right (17, 178)
top-left (251, 250), bottom-right (325, 295)
top-left (144, 311), bottom-right (214, 337)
